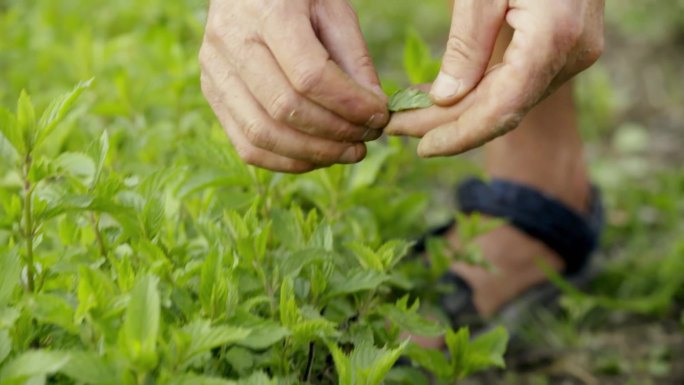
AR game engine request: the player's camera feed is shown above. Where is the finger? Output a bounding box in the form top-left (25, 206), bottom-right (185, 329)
top-left (206, 42), bottom-right (381, 142)
top-left (430, 0), bottom-right (507, 105)
top-left (315, 0), bottom-right (387, 103)
top-left (201, 76), bottom-right (316, 173)
top-left (203, 66), bottom-right (367, 165)
top-left (418, 23), bottom-right (564, 157)
top-left (261, 10), bottom-right (388, 129)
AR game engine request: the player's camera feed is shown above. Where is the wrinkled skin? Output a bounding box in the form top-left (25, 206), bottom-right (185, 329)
top-left (386, 0), bottom-right (605, 157)
top-left (201, 0), bottom-right (605, 171)
top-left (200, 0), bottom-right (389, 173)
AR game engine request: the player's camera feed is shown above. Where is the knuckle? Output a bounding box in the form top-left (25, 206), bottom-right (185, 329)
top-left (243, 120), bottom-right (274, 149)
top-left (269, 91), bottom-right (298, 122)
top-left (494, 112), bottom-right (525, 138)
top-left (291, 61), bottom-right (326, 94)
top-left (445, 35), bottom-right (477, 64)
top-left (308, 147), bottom-right (337, 165)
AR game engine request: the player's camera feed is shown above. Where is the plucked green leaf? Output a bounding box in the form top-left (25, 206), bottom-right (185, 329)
top-left (0, 350), bottom-right (71, 382)
top-left (388, 89), bottom-right (433, 112)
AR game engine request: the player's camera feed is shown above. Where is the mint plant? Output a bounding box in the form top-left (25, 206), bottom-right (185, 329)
top-left (0, 82), bottom-right (508, 384)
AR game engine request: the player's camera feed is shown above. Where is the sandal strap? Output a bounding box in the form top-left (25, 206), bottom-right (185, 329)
top-left (457, 178), bottom-right (604, 275)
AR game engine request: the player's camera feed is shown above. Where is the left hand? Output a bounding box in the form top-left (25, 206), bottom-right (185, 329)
top-left (385, 0), bottom-right (605, 157)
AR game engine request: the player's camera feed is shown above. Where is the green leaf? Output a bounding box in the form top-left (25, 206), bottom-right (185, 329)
top-left (379, 296), bottom-right (444, 337)
top-left (54, 152), bottom-right (96, 186)
top-left (92, 130), bottom-right (109, 188)
top-left (279, 277), bottom-right (299, 327)
top-left (404, 343), bottom-right (452, 379)
top-left (120, 275), bottom-right (160, 370)
top-left (180, 320), bottom-right (251, 366)
top-left (16, 90), bottom-right (36, 152)
top-left (236, 320), bottom-right (290, 350)
top-left (169, 374), bottom-right (237, 385)
top-left (388, 89), bottom-right (433, 112)
top-left (59, 351), bottom-right (117, 385)
top-left (26, 293), bottom-right (78, 334)
top-left (327, 342), bottom-right (352, 385)
top-left (0, 248), bottom-right (21, 307)
top-left (0, 329), bottom-right (11, 365)
top-left (237, 371), bottom-right (275, 385)
top-left (468, 326), bottom-right (509, 371)
top-left (325, 270), bottom-right (390, 299)
top-left (0, 107), bottom-right (23, 155)
top-left (36, 79), bottom-right (93, 146)
top-left (0, 350), bottom-right (71, 382)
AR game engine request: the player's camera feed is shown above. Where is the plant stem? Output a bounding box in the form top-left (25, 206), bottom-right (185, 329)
top-left (22, 154), bottom-right (35, 292)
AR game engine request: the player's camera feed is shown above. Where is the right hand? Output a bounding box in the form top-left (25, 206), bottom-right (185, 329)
top-left (200, 0), bottom-right (389, 173)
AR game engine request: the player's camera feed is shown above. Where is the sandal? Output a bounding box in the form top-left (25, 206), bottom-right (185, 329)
top-left (411, 177), bottom-right (605, 332)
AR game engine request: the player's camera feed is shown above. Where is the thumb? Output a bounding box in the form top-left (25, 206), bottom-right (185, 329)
top-left (431, 0), bottom-right (508, 106)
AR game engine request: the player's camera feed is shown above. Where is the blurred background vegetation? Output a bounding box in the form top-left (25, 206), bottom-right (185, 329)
top-left (1, 0), bottom-right (683, 383)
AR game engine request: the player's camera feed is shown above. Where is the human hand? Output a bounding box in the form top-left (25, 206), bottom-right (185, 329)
top-left (386, 0), bottom-right (605, 157)
top-left (200, 0), bottom-right (388, 173)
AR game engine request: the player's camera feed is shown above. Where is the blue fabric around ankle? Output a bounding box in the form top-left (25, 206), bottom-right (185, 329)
top-left (456, 178), bottom-right (604, 275)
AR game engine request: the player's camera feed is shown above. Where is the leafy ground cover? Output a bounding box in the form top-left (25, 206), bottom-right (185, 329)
top-left (1, 0), bottom-right (683, 384)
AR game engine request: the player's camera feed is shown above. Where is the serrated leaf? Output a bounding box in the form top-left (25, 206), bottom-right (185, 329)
top-left (379, 297), bottom-right (444, 337)
top-left (120, 275), bottom-right (160, 370)
top-left (169, 374), bottom-right (237, 385)
top-left (327, 342), bottom-right (352, 385)
top-left (54, 152), bottom-right (96, 186)
top-left (236, 321), bottom-right (290, 350)
top-left (180, 320), bottom-right (251, 366)
top-left (27, 293), bottom-right (78, 334)
top-left (325, 270), bottom-right (389, 299)
top-left (237, 371), bottom-right (275, 385)
top-left (16, 90), bottom-right (36, 152)
top-left (59, 351), bottom-right (117, 385)
top-left (388, 88), bottom-right (433, 112)
top-left (0, 350), bottom-right (71, 382)
top-left (92, 130), bottom-right (109, 188)
top-left (0, 107), bottom-right (23, 155)
top-left (36, 79), bottom-right (92, 146)
top-left (0, 248), bottom-right (21, 307)
top-left (468, 326), bottom-right (509, 371)
top-left (0, 329), bottom-right (11, 365)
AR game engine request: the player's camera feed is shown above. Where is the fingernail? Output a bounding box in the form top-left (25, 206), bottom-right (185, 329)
top-left (365, 112), bottom-right (386, 129)
top-left (431, 72), bottom-right (462, 101)
top-left (340, 146), bottom-right (360, 163)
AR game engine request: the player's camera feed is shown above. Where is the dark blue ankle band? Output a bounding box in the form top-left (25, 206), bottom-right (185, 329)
top-left (457, 178), bottom-right (604, 275)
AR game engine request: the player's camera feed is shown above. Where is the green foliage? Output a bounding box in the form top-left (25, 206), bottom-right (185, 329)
top-left (0, 67), bottom-right (503, 384)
